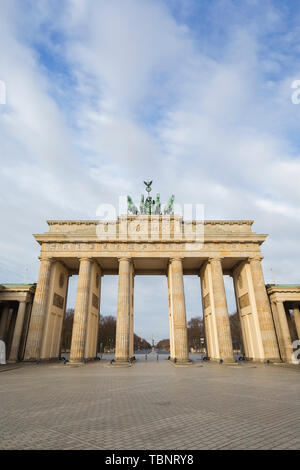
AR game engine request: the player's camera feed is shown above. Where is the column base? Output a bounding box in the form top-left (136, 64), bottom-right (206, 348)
top-left (169, 357), bottom-right (193, 365)
top-left (251, 357), bottom-right (283, 363)
top-left (22, 357), bottom-right (61, 363)
top-left (69, 358), bottom-right (85, 364)
top-left (111, 358), bottom-right (132, 367)
top-left (113, 357), bottom-right (130, 364)
top-left (210, 357), bottom-right (235, 363)
top-left (221, 357), bottom-right (236, 363)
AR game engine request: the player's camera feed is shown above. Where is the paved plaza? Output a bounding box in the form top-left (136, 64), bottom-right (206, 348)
top-left (0, 357), bottom-right (299, 450)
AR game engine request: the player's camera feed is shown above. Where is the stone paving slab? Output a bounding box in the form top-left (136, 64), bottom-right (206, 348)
top-left (0, 359), bottom-right (299, 450)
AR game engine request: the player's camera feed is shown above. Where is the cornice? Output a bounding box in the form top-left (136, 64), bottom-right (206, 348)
top-left (34, 233), bottom-right (267, 245)
top-left (47, 219), bottom-right (254, 226)
top-left (266, 285), bottom-right (300, 294)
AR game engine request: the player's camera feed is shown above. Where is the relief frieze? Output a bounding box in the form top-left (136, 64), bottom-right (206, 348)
top-left (44, 241), bottom-right (258, 253)
top-left (46, 242), bottom-right (189, 252)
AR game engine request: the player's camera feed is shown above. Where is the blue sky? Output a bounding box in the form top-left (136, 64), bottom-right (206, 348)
top-left (1, 0), bottom-right (300, 342)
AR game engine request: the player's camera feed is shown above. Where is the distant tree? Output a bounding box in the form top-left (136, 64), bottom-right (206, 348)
top-left (62, 312), bottom-right (152, 354)
top-left (156, 338), bottom-right (170, 351)
top-left (61, 308), bottom-right (74, 352)
top-left (98, 315), bottom-right (116, 352)
top-left (229, 312), bottom-right (243, 351)
top-left (134, 334), bottom-right (151, 350)
top-left (187, 316), bottom-right (204, 350)
top-left (154, 317), bottom-right (205, 352)
top-left (97, 316), bottom-right (151, 352)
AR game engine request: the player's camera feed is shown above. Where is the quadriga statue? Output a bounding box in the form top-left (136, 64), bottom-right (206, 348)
top-left (127, 182), bottom-right (174, 216)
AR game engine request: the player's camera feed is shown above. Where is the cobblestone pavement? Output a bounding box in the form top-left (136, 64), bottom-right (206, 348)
top-left (0, 358), bottom-right (299, 450)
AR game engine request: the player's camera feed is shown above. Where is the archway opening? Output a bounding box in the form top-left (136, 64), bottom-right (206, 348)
top-left (97, 275), bottom-right (118, 361)
top-left (284, 304), bottom-right (298, 342)
top-left (0, 301), bottom-right (18, 359)
top-left (60, 275), bottom-right (77, 360)
top-left (133, 275), bottom-right (169, 361)
top-left (224, 275), bottom-right (244, 359)
top-left (184, 276), bottom-right (204, 360)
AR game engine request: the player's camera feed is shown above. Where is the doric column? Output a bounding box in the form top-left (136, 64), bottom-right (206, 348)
top-left (200, 263), bottom-right (217, 359)
top-left (129, 264), bottom-right (135, 358)
top-left (19, 302), bottom-right (32, 361)
top-left (168, 258), bottom-right (189, 363)
top-left (293, 307), bottom-right (300, 340)
top-left (83, 261), bottom-right (101, 361)
top-left (167, 269), bottom-right (175, 359)
top-left (59, 273), bottom-right (71, 359)
top-left (209, 257), bottom-right (234, 362)
top-left (271, 301), bottom-right (293, 362)
top-left (249, 256), bottom-right (280, 360)
top-left (9, 301), bottom-right (27, 362)
top-left (24, 257), bottom-right (53, 360)
top-left (231, 269), bottom-right (248, 358)
top-left (115, 258), bottom-right (132, 362)
top-left (0, 305), bottom-right (10, 340)
top-left (70, 258), bottom-right (92, 363)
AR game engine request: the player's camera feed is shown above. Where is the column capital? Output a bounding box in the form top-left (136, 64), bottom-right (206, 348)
top-left (118, 257), bottom-right (132, 263)
top-left (169, 257), bottom-right (184, 263)
top-left (38, 256), bottom-right (53, 263)
top-left (248, 255), bottom-right (263, 262)
top-left (208, 256), bottom-right (224, 263)
top-left (78, 257), bottom-right (92, 263)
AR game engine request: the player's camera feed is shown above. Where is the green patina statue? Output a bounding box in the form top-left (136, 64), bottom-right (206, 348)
top-left (155, 193), bottom-right (161, 215)
top-left (164, 194), bottom-right (175, 215)
top-left (140, 194), bottom-right (145, 214)
top-left (127, 182), bottom-right (174, 215)
top-left (127, 195), bottom-right (138, 215)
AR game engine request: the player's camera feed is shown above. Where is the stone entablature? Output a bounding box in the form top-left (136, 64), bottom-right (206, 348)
top-left (46, 217), bottom-right (256, 237)
top-left (0, 284), bottom-right (36, 303)
top-left (266, 285), bottom-right (300, 302)
top-left (35, 218), bottom-right (266, 273)
top-left (40, 242), bottom-right (263, 253)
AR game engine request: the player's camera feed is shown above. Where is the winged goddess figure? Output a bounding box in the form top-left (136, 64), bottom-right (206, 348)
top-left (144, 180), bottom-right (153, 193)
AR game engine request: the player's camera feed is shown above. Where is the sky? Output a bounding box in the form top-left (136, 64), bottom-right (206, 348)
top-left (1, 0), bottom-right (300, 342)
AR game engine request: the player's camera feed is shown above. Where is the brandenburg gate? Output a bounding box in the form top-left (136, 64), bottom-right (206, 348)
top-left (19, 182), bottom-right (289, 365)
top-left (1, 183), bottom-right (297, 365)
